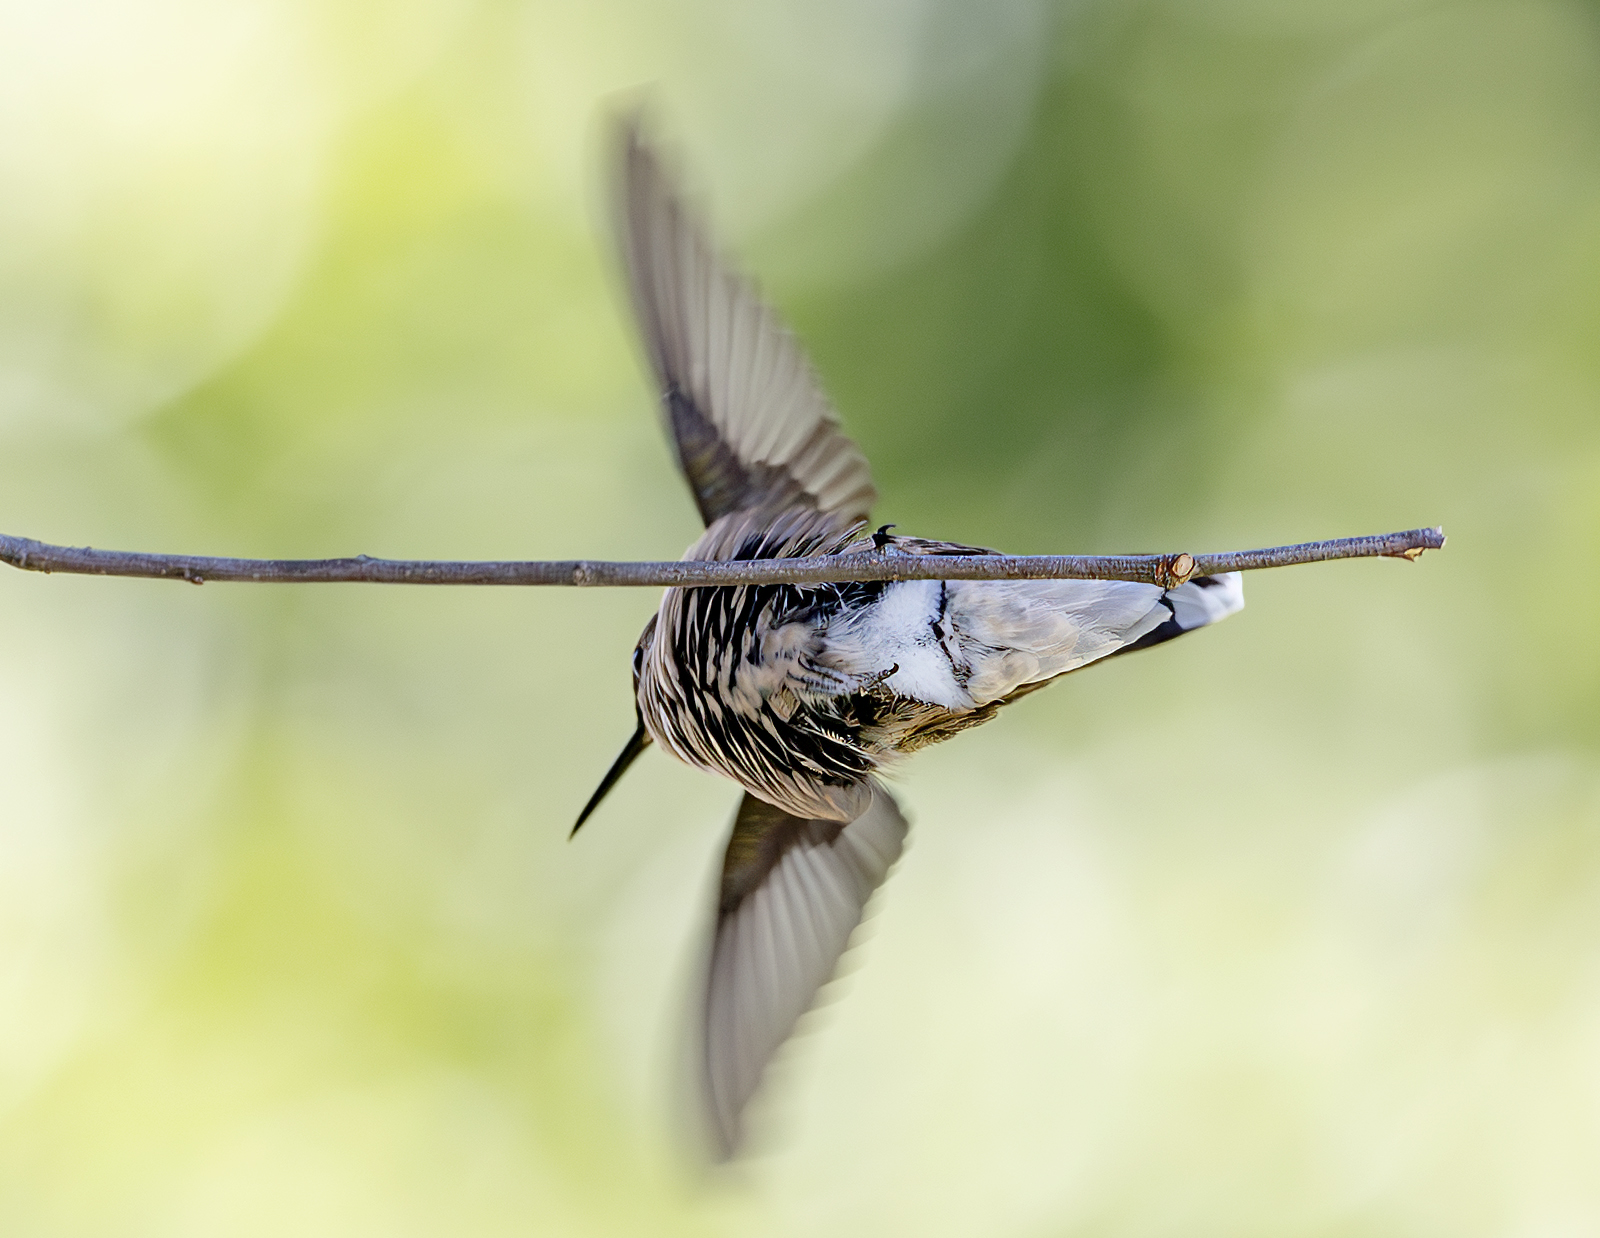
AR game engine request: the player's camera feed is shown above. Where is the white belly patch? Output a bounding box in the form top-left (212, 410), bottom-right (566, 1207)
top-left (822, 580), bottom-right (973, 708)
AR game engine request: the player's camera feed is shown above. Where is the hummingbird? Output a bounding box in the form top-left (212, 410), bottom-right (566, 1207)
top-left (574, 117), bottom-right (1244, 1157)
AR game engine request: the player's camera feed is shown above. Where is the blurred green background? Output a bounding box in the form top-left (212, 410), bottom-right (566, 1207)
top-left (2, 0), bottom-right (1598, 1233)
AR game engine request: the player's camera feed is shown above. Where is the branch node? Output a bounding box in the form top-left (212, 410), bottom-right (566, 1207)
top-left (1159, 553), bottom-right (1196, 590)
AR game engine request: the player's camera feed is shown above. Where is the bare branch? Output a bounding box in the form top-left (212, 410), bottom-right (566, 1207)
top-left (0, 527), bottom-right (1445, 590)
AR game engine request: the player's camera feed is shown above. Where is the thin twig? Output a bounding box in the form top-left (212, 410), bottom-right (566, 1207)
top-left (0, 527), bottom-right (1445, 590)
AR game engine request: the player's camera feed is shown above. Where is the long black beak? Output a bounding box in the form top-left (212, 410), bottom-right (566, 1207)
top-left (571, 719), bottom-right (652, 838)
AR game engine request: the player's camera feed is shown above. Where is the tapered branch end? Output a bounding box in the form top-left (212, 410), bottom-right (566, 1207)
top-left (1384, 526), bottom-right (1447, 563)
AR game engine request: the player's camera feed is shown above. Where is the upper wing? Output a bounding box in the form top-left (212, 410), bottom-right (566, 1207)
top-left (702, 782), bottom-right (908, 1157)
top-left (615, 116), bottom-right (877, 526)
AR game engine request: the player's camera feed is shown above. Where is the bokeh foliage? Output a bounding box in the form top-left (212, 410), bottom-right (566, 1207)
top-left (2, 1), bottom-right (1599, 1234)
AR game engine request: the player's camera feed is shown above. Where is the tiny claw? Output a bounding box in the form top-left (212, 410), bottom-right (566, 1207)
top-left (872, 524), bottom-right (897, 550)
top-left (859, 662), bottom-right (900, 693)
top-left (1401, 547), bottom-right (1423, 562)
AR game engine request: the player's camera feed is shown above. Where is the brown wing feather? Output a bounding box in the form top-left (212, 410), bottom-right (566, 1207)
top-left (702, 783), bottom-right (908, 1157)
top-left (615, 115), bottom-right (877, 526)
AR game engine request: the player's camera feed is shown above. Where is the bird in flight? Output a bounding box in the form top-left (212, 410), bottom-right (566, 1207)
top-left (574, 115), bottom-right (1244, 1157)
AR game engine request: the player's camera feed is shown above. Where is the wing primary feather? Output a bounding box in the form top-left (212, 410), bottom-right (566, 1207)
top-left (701, 784), bottom-right (908, 1158)
top-left (612, 112), bottom-right (877, 526)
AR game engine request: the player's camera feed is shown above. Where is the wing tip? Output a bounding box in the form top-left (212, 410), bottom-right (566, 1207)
top-left (603, 103), bottom-right (881, 528)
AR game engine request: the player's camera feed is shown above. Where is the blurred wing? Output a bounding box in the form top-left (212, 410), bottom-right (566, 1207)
top-left (615, 117), bottom-right (877, 526)
top-left (703, 782), bottom-right (908, 1157)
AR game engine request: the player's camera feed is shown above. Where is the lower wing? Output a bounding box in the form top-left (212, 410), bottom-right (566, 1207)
top-left (702, 782), bottom-right (908, 1157)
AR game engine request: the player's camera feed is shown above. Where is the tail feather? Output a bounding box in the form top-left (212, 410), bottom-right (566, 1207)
top-left (1115, 572), bottom-right (1244, 656)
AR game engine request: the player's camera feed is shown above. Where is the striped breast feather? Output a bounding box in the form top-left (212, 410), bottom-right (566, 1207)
top-left (614, 114), bottom-right (877, 526)
top-left (639, 507), bottom-right (881, 822)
